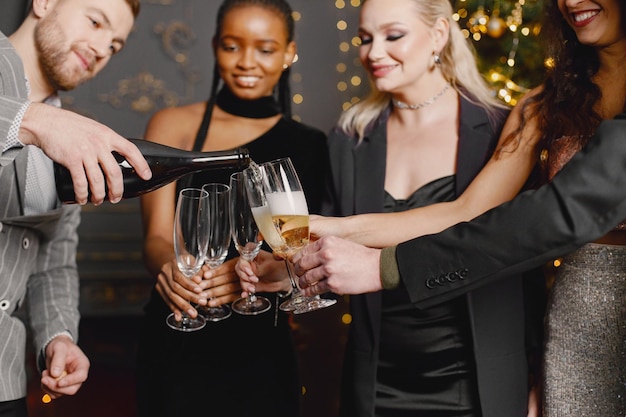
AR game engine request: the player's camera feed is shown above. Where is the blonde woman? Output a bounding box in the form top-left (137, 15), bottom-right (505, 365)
top-left (238, 0), bottom-right (544, 415)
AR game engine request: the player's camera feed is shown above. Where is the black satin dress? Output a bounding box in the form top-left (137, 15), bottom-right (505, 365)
top-left (135, 113), bottom-right (329, 417)
top-left (375, 176), bottom-right (479, 417)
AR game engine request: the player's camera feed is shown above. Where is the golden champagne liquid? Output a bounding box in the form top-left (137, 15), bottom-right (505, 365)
top-left (250, 205), bottom-right (287, 252)
top-left (266, 190), bottom-right (309, 257)
top-left (272, 214), bottom-right (309, 252)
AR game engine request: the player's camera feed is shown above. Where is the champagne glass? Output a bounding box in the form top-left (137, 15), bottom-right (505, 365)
top-left (197, 182), bottom-right (232, 322)
top-left (230, 172), bottom-right (272, 315)
top-left (244, 158), bottom-right (336, 314)
top-left (167, 188), bottom-right (208, 332)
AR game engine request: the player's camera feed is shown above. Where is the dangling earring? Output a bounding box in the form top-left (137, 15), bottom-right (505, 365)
top-left (433, 52), bottom-right (441, 65)
top-left (282, 64), bottom-right (289, 70)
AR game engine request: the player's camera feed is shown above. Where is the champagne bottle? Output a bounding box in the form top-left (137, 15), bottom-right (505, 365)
top-left (54, 138), bottom-right (251, 203)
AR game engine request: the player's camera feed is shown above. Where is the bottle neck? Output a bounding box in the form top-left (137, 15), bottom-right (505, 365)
top-left (193, 147), bottom-right (251, 169)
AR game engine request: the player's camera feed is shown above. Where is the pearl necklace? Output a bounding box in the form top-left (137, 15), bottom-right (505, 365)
top-left (392, 83), bottom-right (451, 110)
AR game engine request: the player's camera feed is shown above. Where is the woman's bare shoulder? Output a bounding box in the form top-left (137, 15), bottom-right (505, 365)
top-left (144, 102), bottom-right (206, 147)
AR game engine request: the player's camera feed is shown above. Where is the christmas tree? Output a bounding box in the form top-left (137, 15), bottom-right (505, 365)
top-left (453, 0), bottom-right (546, 105)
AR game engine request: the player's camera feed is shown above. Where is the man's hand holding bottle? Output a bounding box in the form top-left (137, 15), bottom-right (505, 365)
top-left (19, 103), bottom-right (152, 205)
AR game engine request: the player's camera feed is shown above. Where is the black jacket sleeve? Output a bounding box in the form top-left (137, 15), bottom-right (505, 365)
top-left (395, 113), bottom-right (626, 309)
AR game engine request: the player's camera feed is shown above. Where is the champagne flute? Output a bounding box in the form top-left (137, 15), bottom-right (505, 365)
top-left (167, 188), bottom-right (208, 332)
top-left (244, 158), bottom-right (336, 314)
top-left (230, 172), bottom-right (272, 315)
top-left (197, 182), bottom-right (232, 322)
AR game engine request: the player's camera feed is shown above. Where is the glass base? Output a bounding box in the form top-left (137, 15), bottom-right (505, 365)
top-left (293, 297), bottom-right (337, 314)
top-left (232, 295), bottom-right (271, 316)
top-left (280, 294), bottom-right (337, 314)
top-left (166, 313), bottom-right (206, 332)
top-left (198, 304), bottom-right (232, 322)
top-left (279, 293), bottom-right (304, 312)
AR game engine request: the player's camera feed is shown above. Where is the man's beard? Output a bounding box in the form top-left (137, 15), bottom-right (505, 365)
top-left (34, 12), bottom-right (92, 91)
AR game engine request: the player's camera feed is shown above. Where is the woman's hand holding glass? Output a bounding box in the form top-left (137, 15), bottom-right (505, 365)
top-left (155, 259), bottom-right (208, 322)
top-left (236, 250), bottom-right (293, 297)
top-left (197, 183), bottom-right (233, 322)
top-left (308, 214), bottom-right (349, 241)
top-left (167, 187), bottom-right (209, 332)
top-left (230, 171), bottom-right (272, 315)
top-left (201, 257), bottom-right (244, 307)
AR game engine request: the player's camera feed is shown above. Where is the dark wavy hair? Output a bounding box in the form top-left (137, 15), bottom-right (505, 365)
top-left (203, 0), bottom-right (295, 125)
top-left (500, 0), bottom-right (626, 185)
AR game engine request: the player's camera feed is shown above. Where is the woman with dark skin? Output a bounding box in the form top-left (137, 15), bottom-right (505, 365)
top-left (136, 1), bottom-right (329, 416)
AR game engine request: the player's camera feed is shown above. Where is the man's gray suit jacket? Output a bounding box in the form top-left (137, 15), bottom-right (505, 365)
top-left (0, 31), bottom-right (80, 402)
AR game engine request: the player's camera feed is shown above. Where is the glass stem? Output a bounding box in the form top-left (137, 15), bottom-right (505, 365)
top-left (284, 260), bottom-right (304, 302)
top-left (243, 254), bottom-right (258, 304)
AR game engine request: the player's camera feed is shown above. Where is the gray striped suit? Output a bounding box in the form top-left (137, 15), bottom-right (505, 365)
top-left (0, 31), bottom-right (80, 401)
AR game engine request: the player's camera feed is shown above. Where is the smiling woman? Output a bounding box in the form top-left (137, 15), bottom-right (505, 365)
top-left (135, 0), bottom-right (330, 416)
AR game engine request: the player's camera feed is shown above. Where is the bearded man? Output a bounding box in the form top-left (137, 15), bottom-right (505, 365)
top-left (0, 0), bottom-right (151, 415)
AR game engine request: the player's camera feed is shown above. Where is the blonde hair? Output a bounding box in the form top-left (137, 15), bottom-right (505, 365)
top-left (339, 0), bottom-right (505, 139)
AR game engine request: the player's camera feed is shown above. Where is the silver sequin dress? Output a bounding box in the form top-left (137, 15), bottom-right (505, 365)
top-left (543, 137), bottom-right (626, 416)
top-left (543, 243), bottom-right (626, 416)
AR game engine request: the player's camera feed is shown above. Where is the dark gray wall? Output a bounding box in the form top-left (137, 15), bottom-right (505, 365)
top-left (0, 0), bottom-right (29, 35)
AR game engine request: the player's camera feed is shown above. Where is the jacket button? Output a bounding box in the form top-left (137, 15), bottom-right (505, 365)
top-left (0, 300), bottom-right (10, 311)
top-left (22, 238), bottom-right (30, 250)
top-left (435, 274), bottom-right (447, 286)
top-left (446, 272), bottom-right (458, 282)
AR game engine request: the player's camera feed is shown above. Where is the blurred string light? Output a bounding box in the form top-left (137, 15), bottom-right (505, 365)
top-left (453, 0), bottom-right (543, 106)
top-left (288, 3), bottom-right (366, 120)
top-left (334, 0), bottom-right (365, 111)
top-left (289, 10), bottom-right (303, 121)
top-left (328, 0), bottom-right (541, 112)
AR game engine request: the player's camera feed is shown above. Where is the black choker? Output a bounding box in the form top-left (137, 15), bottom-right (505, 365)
top-left (215, 87), bottom-right (281, 118)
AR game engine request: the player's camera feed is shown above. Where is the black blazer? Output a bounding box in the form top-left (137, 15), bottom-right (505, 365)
top-left (394, 112), bottom-right (626, 307)
top-left (325, 98), bottom-right (530, 417)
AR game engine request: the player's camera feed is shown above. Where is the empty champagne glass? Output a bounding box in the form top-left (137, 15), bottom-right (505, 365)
top-left (198, 182), bottom-right (232, 322)
top-left (167, 188), bottom-right (208, 332)
top-left (244, 158), bottom-right (336, 314)
top-left (230, 172), bottom-right (271, 315)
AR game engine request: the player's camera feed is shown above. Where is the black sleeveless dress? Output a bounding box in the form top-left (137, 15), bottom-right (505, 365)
top-left (135, 115), bottom-right (329, 417)
top-left (375, 176), bottom-right (479, 417)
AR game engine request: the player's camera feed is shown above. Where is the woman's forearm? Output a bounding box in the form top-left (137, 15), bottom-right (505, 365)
top-left (337, 200), bottom-right (478, 248)
top-left (143, 237), bottom-right (174, 278)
